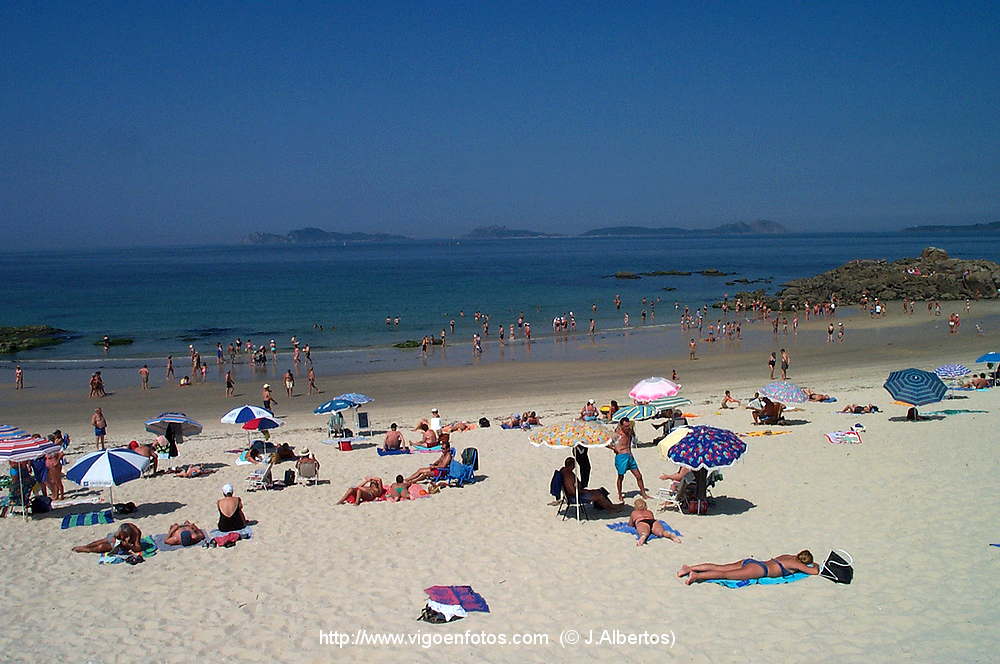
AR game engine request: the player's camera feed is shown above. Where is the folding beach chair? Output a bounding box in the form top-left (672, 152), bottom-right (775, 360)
top-left (296, 459), bottom-right (319, 486)
top-left (549, 469), bottom-right (590, 521)
top-left (356, 412), bottom-right (372, 437)
top-left (246, 462), bottom-right (273, 492)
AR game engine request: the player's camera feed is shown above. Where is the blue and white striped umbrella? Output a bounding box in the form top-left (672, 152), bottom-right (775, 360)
top-left (761, 381), bottom-right (808, 404)
top-left (334, 393), bottom-right (374, 405)
top-left (314, 399), bottom-right (356, 414)
top-left (221, 405), bottom-right (274, 424)
top-left (647, 396), bottom-right (693, 412)
top-left (66, 449), bottom-right (150, 488)
top-left (612, 405), bottom-right (657, 421)
top-left (935, 364), bottom-right (971, 379)
top-left (975, 352), bottom-right (1000, 363)
top-left (0, 434), bottom-right (60, 463)
top-left (145, 412), bottom-right (203, 436)
top-left (884, 368), bottom-right (947, 407)
top-left (0, 425), bottom-right (29, 440)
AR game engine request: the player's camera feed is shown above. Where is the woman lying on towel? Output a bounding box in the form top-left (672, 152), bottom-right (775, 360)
top-left (166, 464), bottom-right (214, 478)
top-left (629, 499), bottom-right (682, 547)
top-left (337, 476), bottom-right (385, 505)
top-left (802, 388), bottom-right (832, 402)
top-left (677, 550), bottom-right (819, 585)
top-left (839, 404), bottom-right (878, 414)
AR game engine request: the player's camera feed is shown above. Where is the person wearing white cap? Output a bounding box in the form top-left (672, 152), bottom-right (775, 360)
top-left (579, 399), bottom-right (599, 421)
top-left (261, 383), bottom-right (277, 412)
top-left (217, 484), bottom-right (247, 532)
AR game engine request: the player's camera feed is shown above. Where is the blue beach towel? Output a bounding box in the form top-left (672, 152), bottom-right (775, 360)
top-left (606, 520), bottom-right (682, 540)
top-left (922, 409), bottom-right (989, 416)
top-left (704, 572), bottom-right (810, 589)
top-left (821, 397), bottom-right (838, 403)
top-left (376, 448), bottom-right (410, 456)
top-left (61, 510), bottom-right (114, 530)
top-left (949, 387), bottom-right (990, 392)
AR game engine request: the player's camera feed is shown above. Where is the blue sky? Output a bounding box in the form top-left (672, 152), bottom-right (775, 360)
top-left (1, 1), bottom-right (998, 247)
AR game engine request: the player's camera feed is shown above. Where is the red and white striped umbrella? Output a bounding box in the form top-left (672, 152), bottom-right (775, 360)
top-left (0, 434), bottom-right (61, 463)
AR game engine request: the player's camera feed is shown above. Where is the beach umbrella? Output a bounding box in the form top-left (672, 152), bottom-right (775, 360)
top-left (221, 405), bottom-right (274, 424)
top-left (144, 412), bottom-right (203, 436)
top-left (935, 364), bottom-right (971, 379)
top-left (661, 426), bottom-right (747, 471)
top-left (628, 377), bottom-right (680, 403)
top-left (0, 426), bottom-right (29, 440)
top-left (611, 405), bottom-right (657, 421)
top-left (313, 398), bottom-right (355, 414)
top-left (656, 426), bottom-right (693, 461)
top-left (334, 393), bottom-right (374, 405)
top-left (241, 416), bottom-right (284, 431)
top-left (975, 352), bottom-right (1000, 363)
top-left (760, 381), bottom-right (808, 404)
top-left (66, 448), bottom-right (150, 506)
top-left (647, 396), bottom-right (693, 413)
top-left (529, 422), bottom-right (611, 449)
top-left (0, 434), bottom-right (60, 463)
top-left (883, 368), bottom-right (947, 407)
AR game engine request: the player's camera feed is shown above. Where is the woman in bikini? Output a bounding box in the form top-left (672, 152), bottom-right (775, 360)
top-left (629, 499), bottom-right (682, 547)
top-left (337, 477), bottom-right (386, 505)
top-left (677, 550), bottom-right (819, 585)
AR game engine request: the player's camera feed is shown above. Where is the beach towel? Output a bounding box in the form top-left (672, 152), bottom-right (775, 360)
top-left (234, 451), bottom-right (253, 465)
top-left (424, 586), bottom-right (490, 613)
top-left (51, 497), bottom-right (101, 509)
top-left (922, 409), bottom-right (989, 416)
top-left (61, 510), bottom-right (114, 529)
top-left (206, 526), bottom-right (253, 541)
top-left (606, 520), bottom-right (682, 540)
top-left (825, 431), bottom-right (863, 445)
top-left (411, 444), bottom-right (444, 453)
top-left (376, 448), bottom-right (410, 456)
top-left (820, 397), bottom-right (838, 403)
top-left (98, 536), bottom-right (158, 564)
top-left (703, 572), bottom-right (810, 589)
top-left (742, 430), bottom-right (791, 437)
top-left (949, 387), bottom-right (990, 392)
top-left (990, 544), bottom-right (1000, 548)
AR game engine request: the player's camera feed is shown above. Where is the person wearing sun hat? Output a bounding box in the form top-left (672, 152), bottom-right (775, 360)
top-left (261, 383), bottom-right (277, 412)
top-left (296, 447), bottom-right (319, 472)
top-left (217, 484), bottom-right (247, 532)
top-left (579, 399), bottom-right (598, 420)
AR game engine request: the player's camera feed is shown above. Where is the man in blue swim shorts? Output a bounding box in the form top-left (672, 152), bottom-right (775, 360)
top-left (90, 408), bottom-right (108, 450)
top-left (608, 417), bottom-right (650, 503)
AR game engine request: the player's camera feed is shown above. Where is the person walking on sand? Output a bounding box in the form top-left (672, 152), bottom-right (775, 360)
top-left (768, 352), bottom-right (776, 379)
top-left (780, 349), bottom-right (790, 379)
top-left (262, 384), bottom-right (277, 412)
top-left (138, 364), bottom-right (150, 390)
top-left (225, 370), bottom-right (235, 397)
top-left (307, 366), bottom-right (319, 395)
top-left (688, 338), bottom-right (697, 360)
top-left (91, 408), bottom-right (108, 450)
top-left (608, 417), bottom-right (650, 503)
top-left (283, 370), bottom-right (294, 398)
top-left (166, 355), bottom-right (175, 380)
top-left (15, 365), bottom-right (23, 390)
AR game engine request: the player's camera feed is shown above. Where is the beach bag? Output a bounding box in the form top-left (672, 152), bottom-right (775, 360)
top-left (283, 469), bottom-right (295, 486)
top-left (30, 495), bottom-right (52, 514)
top-left (820, 550), bottom-right (854, 584)
top-left (114, 502), bottom-right (137, 515)
top-left (417, 604), bottom-right (461, 624)
top-left (478, 417), bottom-right (490, 428)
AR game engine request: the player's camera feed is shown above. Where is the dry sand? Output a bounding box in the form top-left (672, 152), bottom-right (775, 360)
top-left (1, 304), bottom-right (998, 663)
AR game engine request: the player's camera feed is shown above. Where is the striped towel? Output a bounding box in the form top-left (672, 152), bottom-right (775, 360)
top-left (825, 431), bottom-right (863, 445)
top-left (61, 510), bottom-right (114, 529)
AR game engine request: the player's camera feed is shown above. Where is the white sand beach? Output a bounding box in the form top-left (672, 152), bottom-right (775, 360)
top-left (1, 305), bottom-right (998, 663)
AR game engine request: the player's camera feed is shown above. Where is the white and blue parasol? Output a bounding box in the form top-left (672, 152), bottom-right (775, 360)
top-left (145, 412), bottom-right (203, 436)
top-left (221, 405), bottom-right (274, 424)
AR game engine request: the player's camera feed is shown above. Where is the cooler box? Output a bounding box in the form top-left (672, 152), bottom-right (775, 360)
top-left (338, 441), bottom-right (353, 452)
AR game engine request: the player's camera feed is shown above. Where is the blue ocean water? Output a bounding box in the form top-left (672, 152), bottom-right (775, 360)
top-left (0, 233), bottom-right (996, 377)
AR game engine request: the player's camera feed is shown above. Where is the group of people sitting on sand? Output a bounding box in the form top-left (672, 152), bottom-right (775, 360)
top-left (500, 411), bottom-right (541, 429)
top-left (962, 373), bottom-right (993, 389)
top-left (339, 441), bottom-right (455, 505)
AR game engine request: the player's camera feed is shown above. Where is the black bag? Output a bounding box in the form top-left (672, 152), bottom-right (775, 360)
top-left (113, 502), bottom-right (137, 515)
top-left (478, 417), bottom-right (490, 428)
top-left (417, 604), bottom-right (462, 624)
top-left (284, 469), bottom-right (295, 486)
top-left (820, 550), bottom-right (854, 584)
top-left (30, 495), bottom-right (52, 514)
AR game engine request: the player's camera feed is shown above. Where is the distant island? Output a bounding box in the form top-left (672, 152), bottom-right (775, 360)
top-left (462, 225), bottom-right (561, 239)
top-left (244, 227), bottom-right (408, 245)
top-left (903, 220), bottom-right (1000, 233)
top-left (581, 219), bottom-right (788, 237)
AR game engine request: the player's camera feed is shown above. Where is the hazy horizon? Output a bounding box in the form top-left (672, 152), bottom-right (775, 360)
top-left (2, 2), bottom-right (998, 249)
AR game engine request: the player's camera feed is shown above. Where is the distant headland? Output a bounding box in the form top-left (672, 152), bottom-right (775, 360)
top-left (902, 220), bottom-right (1000, 233)
top-left (581, 219), bottom-right (788, 237)
top-left (462, 225), bottom-right (561, 239)
top-left (243, 227), bottom-right (408, 244)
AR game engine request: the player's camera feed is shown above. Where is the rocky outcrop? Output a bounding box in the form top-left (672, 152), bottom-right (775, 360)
top-left (770, 248), bottom-right (1000, 308)
top-left (0, 326), bottom-right (70, 354)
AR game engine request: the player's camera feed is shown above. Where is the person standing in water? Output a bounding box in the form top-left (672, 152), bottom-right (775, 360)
top-left (15, 365), bottom-right (24, 390)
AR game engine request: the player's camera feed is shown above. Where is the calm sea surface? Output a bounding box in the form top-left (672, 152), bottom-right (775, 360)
top-left (1, 233), bottom-right (997, 383)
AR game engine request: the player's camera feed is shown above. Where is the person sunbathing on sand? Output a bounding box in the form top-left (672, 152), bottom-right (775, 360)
top-left (560, 458), bottom-right (624, 511)
top-left (442, 420), bottom-right (474, 433)
top-left (720, 391), bottom-right (740, 409)
top-left (164, 521), bottom-right (206, 546)
top-left (405, 442), bottom-right (451, 482)
top-left (962, 374), bottom-right (991, 389)
top-left (629, 498), bottom-right (682, 546)
top-left (803, 388), bottom-right (831, 402)
top-left (839, 404), bottom-right (877, 414)
top-left (337, 476), bottom-right (385, 505)
top-left (167, 464), bottom-right (213, 478)
top-left (387, 475), bottom-right (412, 501)
top-left (73, 523), bottom-right (143, 554)
top-left (677, 550), bottom-right (819, 585)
